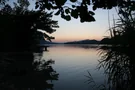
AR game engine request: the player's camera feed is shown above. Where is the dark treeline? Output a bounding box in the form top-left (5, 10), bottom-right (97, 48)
top-left (0, 0), bottom-right (59, 89)
top-left (0, 0), bottom-right (59, 52)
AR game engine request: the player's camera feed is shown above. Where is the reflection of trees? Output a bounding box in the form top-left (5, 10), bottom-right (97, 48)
top-left (63, 44), bottom-right (99, 49)
top-left (0, 52), bottom-right (58, 90)
top-left (98, 46), bottom-right (135, 90)
top-left (0, 1), bottom-right (59, 89)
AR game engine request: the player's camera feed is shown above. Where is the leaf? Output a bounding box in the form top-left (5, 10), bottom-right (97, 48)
top-left (65, 15), bottom-right (71, 21)
top-left (55, 0), bottom-right (67, 6)
top-left (72, 5), bottom-right (75, 8)
top-left (91, 16), bottom-right (96, 21)
top-left (86, 15), bottom-right (95, 22)
top-left (92, 6), bottom-right (97, 10)
top-left (65, 9), bottom-right (70, 14)
top-left (86, 0), bottom-right (90, 5)
top-left (80, 18), bottom-right (84, 23)
top-left (70, 0), bottom-right (77, 2)
top-left (47, 7), bottom-right (51, 10)
top-left (71, 9), bottom-right (78, 19)
top-left (61, 13), bottom-right (65, 18)
top-left (55, 10), bottom-right (61, 15)
top-left (89, 11), bottom-right (95, 15)
top-left (61, 13), bottom-right (71, 21)
top-left (46, 3), bottom-right (52, 10)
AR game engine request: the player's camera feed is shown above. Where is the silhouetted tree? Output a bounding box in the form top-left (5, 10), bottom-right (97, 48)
top-left (0, 1), bottom-right (59, 89)
top-left (100, 1), bottom-right (135, 46)
top-left (35, 0), bottom-right (135, 22)
top-left (1, 0), bottom-right (135, 23)
top-left (0, 0), bottom-right (59, 51)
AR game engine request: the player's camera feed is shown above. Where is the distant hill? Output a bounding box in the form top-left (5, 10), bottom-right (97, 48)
top-left (40, 39), bottom-right (101, 44)
top-left (100, 38), bottom-right (111, 44)
top-left (64, 39), bottom-right (100, 44)
top-left (40, 40), bottom-right (60, 44)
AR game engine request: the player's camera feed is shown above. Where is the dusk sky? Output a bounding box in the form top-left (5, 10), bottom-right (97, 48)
top-left (9, 0), bottom-right (119, 42)
top-left (51, 8), bottom-right (118, 42)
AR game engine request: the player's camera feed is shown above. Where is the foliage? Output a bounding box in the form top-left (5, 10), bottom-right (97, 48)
top-left (35, 0), bottom-right (135, 22)
top-left (85, 71), bottom-right (107, 90)
top-left (0, 0), bottom-right (59, 51)
top-left (98, 1), bottom-right (135, 89)
top-left (0, 0), bottom-right (8, 5)
top-left (0, 1), bottom-right (59, 90)
top-left (1, 0), bottom-right (135, 23)
top-left (100, 1), bottom-right (135, 46)
top-left (98, 45), bottom-right (135, 90)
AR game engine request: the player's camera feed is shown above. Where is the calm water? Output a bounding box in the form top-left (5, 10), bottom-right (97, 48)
top-left (42, 44), bottom-right (105, 90)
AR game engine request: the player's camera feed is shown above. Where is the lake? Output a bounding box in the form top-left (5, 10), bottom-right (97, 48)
top-left (0, 44), bottom-right (132, 89)
top-left (41, 44), bottom-right (106, 90)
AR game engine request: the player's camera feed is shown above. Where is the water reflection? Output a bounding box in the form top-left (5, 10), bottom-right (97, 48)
top-left (0, 52), bottom-right (58, 90)
top-left (98, 46), bottom-right (135, 90)
top-left (42, 45), bottom-right (104, 90)
top-left (44, 44), bottom-right (99, 49)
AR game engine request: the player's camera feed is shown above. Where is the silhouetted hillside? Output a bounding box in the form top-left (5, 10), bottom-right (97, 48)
top-left (100, 38), bottom-right (112, 44)
top-left (64, 39), bottom-right (100, 44)
top-left (40, 40), bottom-right (59, 44)
top-left (40, 38), bottom-right (112, 45)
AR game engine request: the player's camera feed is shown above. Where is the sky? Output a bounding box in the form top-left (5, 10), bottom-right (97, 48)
top-left (9, 0), bottom-right (119, 42)
top-left (51, 9), bottom-right (118, 42)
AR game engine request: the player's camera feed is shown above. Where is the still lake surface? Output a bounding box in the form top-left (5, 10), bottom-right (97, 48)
top-left (42, 44), bottom-right (106, 90)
